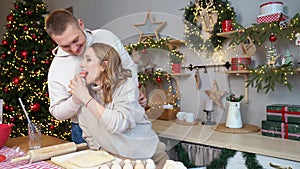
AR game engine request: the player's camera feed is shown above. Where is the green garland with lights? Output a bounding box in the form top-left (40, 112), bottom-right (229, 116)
top-left (229, 13), bottom-right (300, 46)
top-left (125, 37), bottom-right (171, 55)
top-left (183, 0), bottom-right (237, 53)
top-left (125, 37), bottom-right (185, 87)
top-left (246, 62), bottom-right (296, 94)
top-left (138, 70), bottom-right (166, 87)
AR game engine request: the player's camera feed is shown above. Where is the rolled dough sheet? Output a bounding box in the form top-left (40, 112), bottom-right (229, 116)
top-left (51, 149), bottom-right (115, 169)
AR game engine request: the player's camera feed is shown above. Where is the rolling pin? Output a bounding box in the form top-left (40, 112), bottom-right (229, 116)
top-left (11, 142), bottom-right (88, 163)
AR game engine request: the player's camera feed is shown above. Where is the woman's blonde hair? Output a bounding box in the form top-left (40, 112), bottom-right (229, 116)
top-left (91, 43), bottom-right (131, 103)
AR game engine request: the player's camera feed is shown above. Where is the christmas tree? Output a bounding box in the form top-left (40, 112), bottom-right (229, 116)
top-left (0, 0), bottom-right (71, 140)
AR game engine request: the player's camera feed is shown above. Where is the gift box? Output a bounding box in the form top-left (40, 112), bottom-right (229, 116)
top-left (260, 1), bottom-right (284, 15)
top-left (231, 57), bottom-right (251, 71)
top-left (257, 12), bottom-right (288, 24)
top-left (266, 104), bottom-right (300, 124)
top-left (158, 107), bottom-right (180, 121)
top-left (261, 120), bottom-right (300, 141)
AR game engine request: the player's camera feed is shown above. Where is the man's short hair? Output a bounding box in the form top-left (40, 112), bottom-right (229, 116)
top-left (45, 9), bottom-right (79, 36)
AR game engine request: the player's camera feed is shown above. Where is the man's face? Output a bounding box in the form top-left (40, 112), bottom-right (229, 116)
top-left (51, 24), bottom-right (86, 56)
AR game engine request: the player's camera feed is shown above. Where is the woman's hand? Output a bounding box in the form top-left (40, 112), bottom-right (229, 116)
top-left (69, 75), bottom-right (91, 105)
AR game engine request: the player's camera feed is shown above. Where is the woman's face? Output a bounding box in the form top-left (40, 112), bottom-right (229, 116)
top-left (80, 47), bottom-right (102, 85)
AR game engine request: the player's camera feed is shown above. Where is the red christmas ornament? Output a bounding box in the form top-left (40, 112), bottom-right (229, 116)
top-left (2, 40), bottom-right (8, 45)
top-left (6, 14), bottom-right (14, 21)
top-left (14, 5), bottom-right (19, 10)
top-left (11, 47), bottom-right (16, 52)
top-left (9, 106), bottom-right (14, 111)
top-left (4, 88), bottom-right (8, 93)
top-left (49, 125), bottom-right (55, 131)
top-left (10, 117), bottom-right (15, 122)
top-left (31, 102), bottom-right (40, 112)
top-left (5, 105), bottom-right (9, 110)
top-left (1, 53), bottom-right (6, 59)
top-left (13, 77), bottom-right (20, 84)
top-left (12, 39), bottom-right (17, 45)
top-left (31, 34), bottom-right (37, 39)
top-left (20, 50), bottom-right (29, 59)
top-left (19, 67), bottom-right (24, 72)
top-left (44, 93), bottom-right (49, 97)
top-left (32, 57), bottom-right (37, 63)
top-left (44, 59), bottom-right (50, 65)
top-left (156, 77), bottom-right (162, 83)
top-left (23, 25), bottom-right (28, 31)
top-left (27, 11), bottom-right (33, 15)
top-left (269, 35), bottom-right (277, 42)
top-left (6, 24), bottom-right (12, 29)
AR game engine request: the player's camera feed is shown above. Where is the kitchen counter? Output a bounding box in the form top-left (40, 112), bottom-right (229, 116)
top-left (5, 135), bottom-right (68, 152)
top-left (151, 120), bottom-right (300, 162)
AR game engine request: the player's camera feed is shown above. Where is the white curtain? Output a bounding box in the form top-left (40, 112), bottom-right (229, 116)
top-left (163, 139), bottom-right (221, 167)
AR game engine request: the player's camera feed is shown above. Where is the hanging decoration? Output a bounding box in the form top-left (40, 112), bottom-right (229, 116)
top-left (204, 80), bottom-right (226, 109)
top-left (183, 0), bottom-right (237, 54)
top-left (133, 10), bottom-right (166, 42)
top-left (245, 34), bottom-right (296, 94)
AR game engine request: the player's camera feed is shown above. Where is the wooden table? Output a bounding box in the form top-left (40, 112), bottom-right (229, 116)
top-left (5, 135), bottom-right (68, 152)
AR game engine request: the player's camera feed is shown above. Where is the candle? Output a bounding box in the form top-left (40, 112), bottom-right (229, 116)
top-left (205, 99), bottom-right (213, 111)
top-left (163, 104), bottom-right (173, 109)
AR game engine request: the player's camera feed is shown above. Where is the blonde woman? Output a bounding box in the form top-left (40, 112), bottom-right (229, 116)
top-left (69, 43), bottom-right (168, 168)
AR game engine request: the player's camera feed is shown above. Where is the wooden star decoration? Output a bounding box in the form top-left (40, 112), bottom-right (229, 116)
top-left (134, 10), bottom-right (166, 42)
top-left (204, 80), bottom-right (226, 110)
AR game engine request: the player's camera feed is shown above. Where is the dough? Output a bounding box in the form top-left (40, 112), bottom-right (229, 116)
top-left (68, 150), bottom-right (114, 168)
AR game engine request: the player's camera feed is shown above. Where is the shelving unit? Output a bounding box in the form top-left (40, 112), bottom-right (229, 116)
top-left (224, 70), bottom-right (250, 103)
top-left (224, 68), bottom-right (300, 104)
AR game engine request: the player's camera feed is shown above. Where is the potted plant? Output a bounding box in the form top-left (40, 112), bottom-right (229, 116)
top-left (169, 50), bottom-right (184, 73)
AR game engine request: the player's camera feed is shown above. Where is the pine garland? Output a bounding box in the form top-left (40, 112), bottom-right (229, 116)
top-left (175, 143), bottom-right (195, 168)
top-left (243, 152), bottom-right (263, 169)
top-left (175, 143), bottom-right (263, 169)
top-left (246, 62), bottom-right (296, 94)
top-left (207, 148), bottom-right (237, 169)
top-left (229, 13), bottom-right (300, 47)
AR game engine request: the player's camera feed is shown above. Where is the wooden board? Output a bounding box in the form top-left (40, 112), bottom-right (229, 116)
top-left (51, 150), bottom-right (115, 169)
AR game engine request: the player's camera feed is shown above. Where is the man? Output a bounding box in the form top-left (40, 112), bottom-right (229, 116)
top-left (45, 9), bottom-right (168, 168)
top-left (45, 9), bottom-right (146, 143)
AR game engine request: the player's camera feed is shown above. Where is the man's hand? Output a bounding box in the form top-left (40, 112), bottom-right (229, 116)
top-left (139, 91), bottom-right (147, 107)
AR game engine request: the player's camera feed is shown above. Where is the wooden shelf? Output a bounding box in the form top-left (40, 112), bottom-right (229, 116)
top-left (224, 70), bottom-right (250, 104)
top-left (169, 73), bottom-right (191, 76)
top-left (216, 30), bottom-right (238, 38)
top-left (224, 68), bottom-right (300, 104)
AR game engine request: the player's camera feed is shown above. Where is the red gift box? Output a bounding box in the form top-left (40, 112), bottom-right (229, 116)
top-left (257, 12), bottom-right (288, 24)
top-left (231, 57), bottom-right (251, 71)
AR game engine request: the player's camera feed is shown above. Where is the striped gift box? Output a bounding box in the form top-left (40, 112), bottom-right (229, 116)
top-left (257, 12), bottom-right (288, 24)
top-left (261, 120), bottom-right (300, 141)
top-left (231, 57), bottom-right (251, 71)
